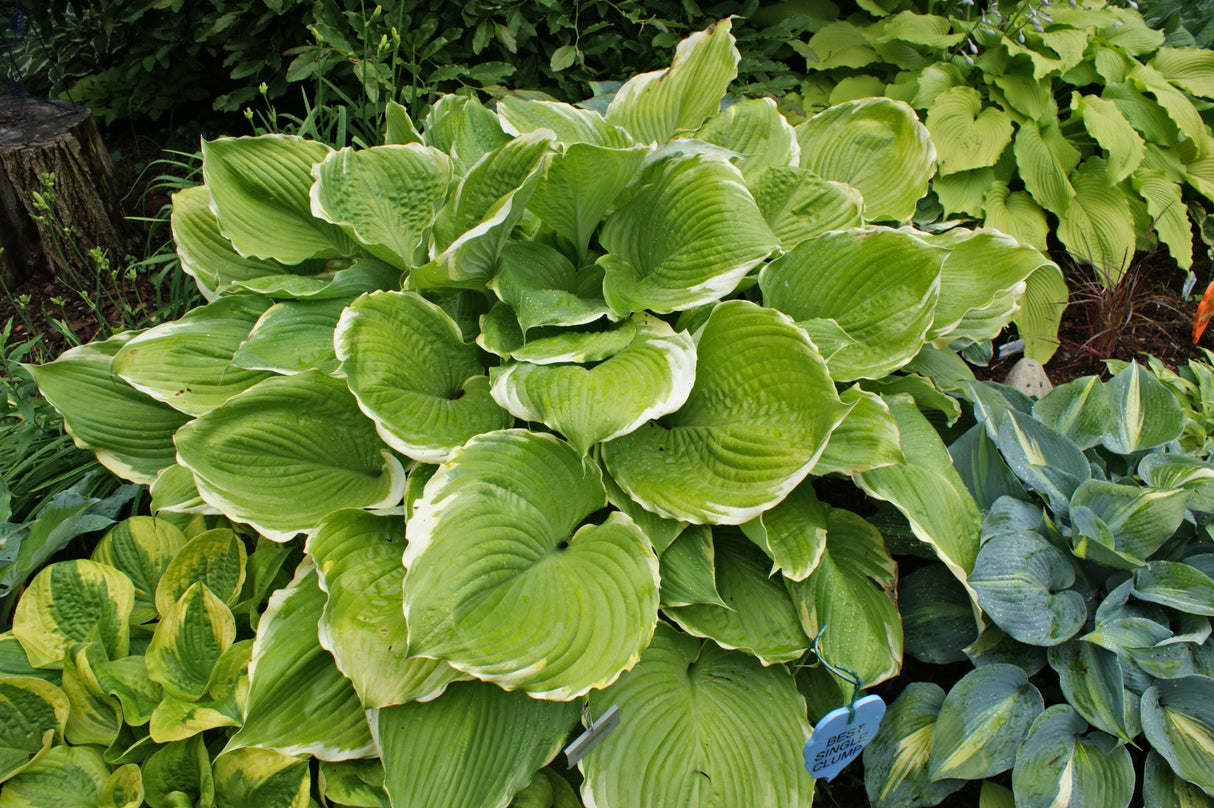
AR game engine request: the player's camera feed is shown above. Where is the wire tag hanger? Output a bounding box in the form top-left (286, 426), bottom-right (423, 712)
top-left (801, 625), bottom-right (887, 782)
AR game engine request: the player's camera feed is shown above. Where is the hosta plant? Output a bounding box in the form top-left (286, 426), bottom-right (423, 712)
top-left (869, 361), bottom-right (1214, 807)
top-left (10, 21), bottom-right (1067, 807)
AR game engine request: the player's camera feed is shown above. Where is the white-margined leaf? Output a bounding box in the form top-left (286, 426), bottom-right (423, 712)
top-left (813, 387), bottom-right (905, 477)
top-left (141, 735), bottom-right (214, 808)
top-left (488, 242), bottom-right (613, 332)
top-left (1031, 375), bottom-right (1111, 450)
top-left (318, 759), bottom-right (388, 808)
top-left (224, 256), bottom-right (399, 300)
top-left (1011, 705), bottom-right (1135, 808)
top-left (739, 481), bottom-right (828, 582)
top-left (1070, 481), bottom-right (1190, 566)
top-left (1134, 561), bottom-right (1214, 616)
top-left (496, 96), bottom-right (633, 147)
top-left (1143, 748), bottom-right (1214, 808)
top-left (1102, 360), bottom-right (1185, 454)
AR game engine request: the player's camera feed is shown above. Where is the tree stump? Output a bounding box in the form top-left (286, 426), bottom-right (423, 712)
top-left (0, 97), bottom-right (134, 289)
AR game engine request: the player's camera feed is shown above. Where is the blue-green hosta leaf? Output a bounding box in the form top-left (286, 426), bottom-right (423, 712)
top-left (335, 290), bottom-right (512, 463)
top-left (496, 96), bottom-right (633, 148)
top-left (1048, 640), bottom-right (1140, 743)
top-left (787, 507), bottom-right (902, 686)
top-left (1014, 120), bottom-right (1078, 216)
top-left (812, 387), bottom-right (904, 477)
top-left (1150, 47), bottom-right (1214, 99)
top-left (1076, 94), bottom-right (1146, 186)
top-left (1104, 360), bottom-right (1185, 454)
top-left (319, 759), bottom-right (388, 808)
top-left (901, 565), bottom-right (976, 665)
top-left (605, 18), bottom-right (738, 144)
top-left (0, 744), bottom-right (109, 808)
top-left (306, 509), bottom-right (461, 708)
top-left (750, 166), bottom-right (863, 250)
top-left (1139, 454), bottom-right (1214, 514)
top-left (1144, 748), bottom-right (1214, 808)
top-left (950, 424), bottom-right (1028, 512)
top-left (695, 97), bottom-right (798, 176)
top-left (658, 525), bottom-right (725, 608)
top-left (404, 430), bottom-right (659, 699)
top-left (1012, 705), bottom-right (1135, 808)
top-left (796, 97), bottom-right (936, 222)
top-left (982, 182), bottom-right (1050, 252)
top-left (1142, 676), bottom-right (1214, 796)
top-left (12, 560), bottom-right (133, 669)
top-left (202, 135), bottom-right (354, 264)
top-left (25, 335), bottom-right (191, 484)
top-left (141, 735), bottom-right (214, 808)
top-left (310, 144), bottom-right (451, 270)
top-left (760, 228), bottom-right (944, 381)
top-left (995, 407), bottom-right (1091, 516)
top-left (375, 680), bottom-right (577, 808)
top-left (489, 242), bottom-right (613, 331)
top-left (174, 370), bottom-right (406, 541)
top-left (154, 528), bottom-right (246, 615)
top-left (603, 300), bottom-right (849, 524)
top-left (927, 86), bottom-right (1014, 176)
top-left (146, 583), bottom-right (235, 701)
top-left (1031, 376), bottom-right (1111, 450)
top-left (927, 663), bottom-right (1044, 780)
top-left (739, 481), bottom-right (828, 581)
top-left (1058, 158), bottom-right (1138, 284)
top-left (90, 517), bottom-right (187, 625)
top-left (111, 294), bottom-right (272, 416)
top-left (1134, 561), bottom-right (1214, 616)
top-left (1134, 169), bottom-right (1194, 270)
top-left (490, 314), bottom-right (696, 454)
top-left (231, 297), bottom-right (348, 375)
top-left (228, 559), bottom-right (374, 759)
top-left (0, 677), bottom-right (68, 783)
top-left (212, 747), bottom-right (310, 808)
top-left (597, 155), bottom-right (778, 316)
top-left (665, 529), bottom-right (807, 665)
top-left (969, 531), bottom-right (1086, 646)
top-left (581, 623), bottom-right (814, 808)
top-left (1071, 480), bottom-right (1190, 565)
top-left (863, 683), bottom-right (965, 808)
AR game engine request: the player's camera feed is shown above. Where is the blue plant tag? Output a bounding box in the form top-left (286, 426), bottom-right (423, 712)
top-left (803, 694), bottom-right (886, 781)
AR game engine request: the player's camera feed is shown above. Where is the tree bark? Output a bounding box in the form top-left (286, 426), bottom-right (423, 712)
top-left (0, 97), bottom-right (134, 289)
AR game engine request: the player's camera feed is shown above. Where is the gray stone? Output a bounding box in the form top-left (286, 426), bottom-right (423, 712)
top-left (1004, 358), bottom-right (1053, 398)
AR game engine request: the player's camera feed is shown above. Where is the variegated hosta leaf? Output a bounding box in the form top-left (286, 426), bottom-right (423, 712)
top-left (335, 290), bottom-right (513, 463)
top-left (1139, 454), bottom-right (1214, 514)
top-left (664, 529), bottom-right (808, 665)
top-left (1103, 360), bottom-right (1185, 454)
top-left (91, 517), bottom-right (188, 625)
top-left (403, 430), bottom-right (660, 699)
top-left (496, 96), bottom-right (633, 148)
top-left (695, 97), bottom-right (799, 176)
top-left (149, 639), bottom-right (249, 743)
top-left (795, 97), bottom-right (936, 222)
top-left (658, 525), bottom-right (725, 608)
top-left (1070, 480), bottom-right (1189, 566)
top-left (581, 623), bottom-right (815, 808)
top-left (760, 228), bottom-right (945, 381)
top-left (739, 481), bottom-right (828, 582)
top-left (488, 242), bottom-right (613, 332)
top-left (146, 582), bottom-right (235, 701)
top-left (0, 744), bottom-right (109, 807)
top-left (812, 388), bottom-right (905, 477)
top-left (319, 759), bottom-right (388, 808)
top-left (862, 683), bottom-right (965, 808)
top-left (926, 86), bottom-right (1014, 176)
top-left (154, 528), bottom-right (246, 615)
top-left (375, 680), bottom-right (577, 808)
top-left (603, 471), bottom-right (686, 555)
top-left (0, 634), bottom-right (58, 683)
top-left (12, 560), bottom-right (133, 669)
top-left (1031, 376), bottom-right (1111, 450)
top-left (597, 154), bottom-right (778, 316)
top-left (490, 314), bottom-right (697, 455)
top-left (1012, 705), bottom-right (1135, 808)
top-left (212, 747), bottom-right (310, 808)
top-left (605, 18), bottom-right (739, 144)
top-left (306, 509), bottom-right (461, 708)
top-left (25, 335), bottom-right (191, 485)
top-left (1057, 158), bottom-right (1137, 285)
top-left (310, 144), bottom-right (451, 270)
top-left (750, 166), bottom-right (863, 250)
top-left (603, 300), bottom-right (849, 524)
top-left (95, 654), bottom-right (160, 728)
top-left (501, 317), bottom-right (637, 365)
top-left (111, 294), bottom-right (273, 416)
top-left (141, 735), bottom-right (215, 808)
top-left (232, 297), bottom-right (349, 375)
top-left (228, 559), bottom-right (375, 760)
top-left (226, 256), bottom-right (399, 300)
top-left (1134, 561), bottom-right (1214, 616)
top-left (202, 135), bottom-right (354, 263)
top-left (1047, 641), bottom-right (1140, 743)
top-left (102, 764), bottom-right (142, 808)
top-left (174, 370), bottom-right (406, 541)
top-left (1144, 748), bottom-right (1214, 808)
top-left (0, 677), bottom-right (69, 783)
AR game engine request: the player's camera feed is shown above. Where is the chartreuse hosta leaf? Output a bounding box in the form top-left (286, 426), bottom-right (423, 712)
top-left (335, 290), bottom-right (512, 463)
top-left (211, 747), bottom-right (310, 808)
top-left (982, 182), bottom-right (1049, 253)
top-left (1048, 640), bottom-right (1140, 743)
top-left (1143, 676), bottom-right (1214, 796)
top-left (1058, 158), bottom-right (1138, 285)
top-left (146, 582), bottom-right (235, 701)
top-left (231, 297), bottom-right (349, 376)
top-left (24, 334), bottom-right (190, 485)
top-left (795, 97), bottom-right (936, 222)
top-left (490, 314), bottom-right (697, 455)
top-left (760, 228), bottom-right (944, 381)
top-left (375, 680), bottom-right (577, 808)
top-left (597, 154), bottom-right (778, 316)
top-left (12, 560), bottom-right (133, 669)
top-left (488, 242), bottom-right (613, 331)
top-left (403, 430), bottom-right (659, 699)
top-left (91, 516), bottom-right (188, 625)
top-left (306, 509), bottom-right (461, 708)
top-left (149, 639), bottom-right (250, 743)
top-left (664, 529), bottom-right (808, 665)
top-left (658, 525), bottom-right (725, 608)
top-left (813, 387), bottom-right (904, 477)
top-left (154, 528), bottom-right (246, 616)
top-left (142, 735), bottom-right (215, 808)
top-left (496, 96), bottom-right (633, 148)
top-left (1014, 120), bottom-right (1077, 216)
top-left (1012, 705), bottom-right (1135, 808)
top-left (202, 135), bottom-right (354, 264)
top-left (174, 370), bottom-right (406, 541)
top-left (739, 481), bottom-right (828, 581)
top-left (111, 294), bottom-right (273, 417)
top-left (226, 256), bottom-right (398, 301)
top-left (102, 764), bottom-right (142, 808)
top-left (926, 86), bottom-right (1014, 176)
top-left (927, 663), bottom-right (1044, 781)
top-left (0, 744), bottom-right (110, 808)
top-left (695, 97), bottom-right (798, 176)
top-left (862, 683), bottom-right (965, 808)
top-left (750, 166), bottom-right (863, 250)
top-left (1076, 93), bottom-right (1145, 186)
top-left (605, 17), bottom-right (738, 144)
top-left (581, 623), bottom-right (814, 808)
top-left (1144, 749), bottom-right (1214, 808)
top-left (1135, 169), bottom-right (1193, 270)
top-left (228, 559), bottom-right (374, 760)
top-left (310, 143), bottom-right (451, 270)
top-left (604, 300), bottom-right (849, 524)
top-left (0, 677), bottom-right (68, 783)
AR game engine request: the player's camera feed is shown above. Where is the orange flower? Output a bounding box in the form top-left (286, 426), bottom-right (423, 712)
top-left (1194, 280), bottom-right (1214, 344)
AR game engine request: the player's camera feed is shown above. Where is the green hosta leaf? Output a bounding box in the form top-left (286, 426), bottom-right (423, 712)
top-left (226, 256), bottom-right (398, 300)
top-left (154, 527), bottom-right (246, 615)
top-left (212, 747), bottom-right (310, 808)
top-left (376, 681), bottom-right (577, 808)
top-left (231, 297), bottom-right (348, 375)
top-left (1048, 640), bottom-right (1140, 742)
top-left (174, 370), bottom-right (406, 541)
top-left (796, 97), bottom-right (936, 222)
top-left (1017, 261), bottom-right (1069, 364)
top-left (863, 683), bottom-right (965, 808)
top-left (1129, 63), bottom-right (1208, 156)
top-left (91, 517), bottom-right (188, 625)
top-left (1134, 169), bottom-right (1193, 270)
top-left (385, 99), bottom-right (421, 145)
top-left (61, 642), bottom-right (122, 747)
top-left (750, 166), bottom-right (863, 250)
top-left (307, 509), bottom-right (460, 708)
top-left (489, 242), bottom-right (613, 331)
top-left (1014, 120), bottom-right (1078, 216)
top-left (787, 507), bottom-right (901, 686)
top-left (1071, 481), bottom-right (1189, 565)
top-left (1011, 705), bottom-right (1135, 808)
top-left (760, 228), bottom-right (944, 381)
top-left (496, 96), bottom-right (633, 148)
top-left (665, 529), bottom-right (807, 665)
top-left (0, 634), bottom-right (57, 683)
top-left (0, 677), bottom-right (68, 783)
top-left (25, 335), bottom-right (191, 484)
top-left (96, 654), bottom-right (160, 728)
top-left (927, 86), bottom-right (1014, 176)
top-left (319, 759), bottom-right (388, 808)
top-left (146, 583), bottom-right (235, 701)
top-left (658, 525), bottom-right (725, 608)
top-left (812, 387), bottom-right (904, 476)
top-left (581, 623), bottom-right (814, 807)
top-left (936, 167), bottom-right (996, 217)
top-left (1058, 158), bottom-right (1138, 284)
top-left (982, 182), bottom-right (1049, 253)
top-left (1150, 47), bottom-right (1214, 99)
top-left (695, 97), bottom-right (798, 176)
top-left (142, 735), bottom-right (214, 808)
top-left (1144, 748), bottom-right (1214, 808)
top-left (510, 768), bottom-right (579, 808)
top-left (425, 96), bottom-right (510, 174)
top-left (0, 744), bottom-right (108, 808)
top-left (803, 19), bottom-right (877, 69)
top-left (1076, 94), bottom-right (1145, 186)
top-left (336, 290), bottom-right (511, 463)
top-left (1141, 676), bottom-right (1214, 797)
top-left (228, 559), bottom-right (374, 760)
top-left (605, 18), bottom-right (738, 143)
top-left (501, 317), bottom-right (638, 365)
top-left (13, 560), bottom-right (133, 669)
top-left (739, 482), bottom-right (828, 581)
top-left (602, 300), bottom-right (849, 524)
top-left (603, 471), bottom-right (686, 554)
top-left (404, 430), bottom-right (659, 699)
top-left (927, 663), bottom-right (1044, 780)
top-left (310, 144), bottom-right (451, 270)
top-left (1189, 154), bottom-right (1214, 203)
top-left (490, 314), bottom-right (696, 454)
top-left (597, 155), bottom-right (778, 316)
top-left (1134, 561), bottom-right (1214, 616)
top-left (202, 135), bottom-right (353, 264)
top-left (968, 531), bottom-right (1086, 646)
